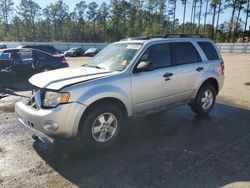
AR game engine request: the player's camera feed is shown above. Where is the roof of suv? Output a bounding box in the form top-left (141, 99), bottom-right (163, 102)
top-left (118, 34), bottom-right (214, 44)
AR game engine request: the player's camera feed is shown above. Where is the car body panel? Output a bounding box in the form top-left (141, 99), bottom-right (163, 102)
top-left (29, 67), bottom-right (116, 90)
top-left (15, 95), bottom-right (86, 137)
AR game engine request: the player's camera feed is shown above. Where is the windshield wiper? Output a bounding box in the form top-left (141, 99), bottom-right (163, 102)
top-left (83, 64), bottom-right (106, 70)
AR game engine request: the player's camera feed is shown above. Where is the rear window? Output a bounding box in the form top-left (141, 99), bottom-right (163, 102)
top-left (197, 42), bottom-right (219, 60)
top-left (172, 42), bottom-right (201, 65)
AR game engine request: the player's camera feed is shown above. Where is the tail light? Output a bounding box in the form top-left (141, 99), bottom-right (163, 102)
top-left (221, 62), bottom-right (225, 75)
top-left (61, 56), bottom-right (67, 63)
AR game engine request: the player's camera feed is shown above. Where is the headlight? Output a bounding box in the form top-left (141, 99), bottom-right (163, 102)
top-left (43, 91), bottom-right (70, 108)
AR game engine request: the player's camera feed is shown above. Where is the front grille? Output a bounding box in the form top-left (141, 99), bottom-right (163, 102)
top-left (26, 90), bottom-right (41, 110)
top-left (27, 95), bottom-right (38, 110)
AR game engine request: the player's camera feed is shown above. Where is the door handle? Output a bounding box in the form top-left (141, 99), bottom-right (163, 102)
top-left (163, 72), bottom-right (173, 81)
top-left (196, 67), bottom-right (204, 72)
top-left (163, 72), bottom-right (173, 77)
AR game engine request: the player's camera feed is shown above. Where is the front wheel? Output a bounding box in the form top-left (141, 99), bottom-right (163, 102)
top-left (191, 84), bottom-right (216, 115)
top-left (79, 103), bottom-right (124, 149)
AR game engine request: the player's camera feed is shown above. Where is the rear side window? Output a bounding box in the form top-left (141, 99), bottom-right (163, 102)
top-left (198, 42), bottom-right (219, 60)
top-left (0, 52), bottom-right (11, 60)
top-left (141, 43), bottom-right (172, 69)
top-left (34, 51), bottom-right (48, 60)
top-left (20, 50), bottom-right (33, 64)
top-left (172, 42), bottom-right (201, 65)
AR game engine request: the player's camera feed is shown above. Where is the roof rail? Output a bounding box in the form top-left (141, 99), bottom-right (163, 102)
top-left (162, 34), bottom-right (204, 38)
top-left (120, 35), bottom-right (162, 41)
top-left (120, 34), bottom-right (204, 41)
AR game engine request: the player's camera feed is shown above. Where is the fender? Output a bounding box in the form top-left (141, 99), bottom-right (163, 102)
top-left (191, 69), bottom-right (219, 99)
top-left (77, 85), bottom-right (132, 116)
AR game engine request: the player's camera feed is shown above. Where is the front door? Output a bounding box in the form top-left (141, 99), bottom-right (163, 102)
top-left (130, 43), bottom-right (177, 113)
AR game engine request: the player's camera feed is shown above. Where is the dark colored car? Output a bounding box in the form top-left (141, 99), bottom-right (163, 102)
top-left (21, 45), bottom-right (62, 55)
top-left (0, 48), bottom-right (68, 76)
top-left (64, 48), bottom-right (84, 57)
top-left (0, 44), bottom-right (7, 49)
top-left (84, 48), bottom-right (99, 57)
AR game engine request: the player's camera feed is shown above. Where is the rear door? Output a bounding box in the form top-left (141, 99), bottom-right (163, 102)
top-left (131, 43), bottom-right (177, 113)
top-left (14, 49), bottom-right (34, 74)
top-left (172, 42), bottom-right (203, 102)
top-left (0, 51), bottom-right (11, 69)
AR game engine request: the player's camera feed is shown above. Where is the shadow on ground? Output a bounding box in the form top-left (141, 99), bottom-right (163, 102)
top-left (33, 103), bottom-right (250, 188)
top-left (0, 74), bottom-right (32, 99)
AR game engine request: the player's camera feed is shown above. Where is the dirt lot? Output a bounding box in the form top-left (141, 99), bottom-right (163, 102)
top-left (0, 53), bottom-right (250, 188)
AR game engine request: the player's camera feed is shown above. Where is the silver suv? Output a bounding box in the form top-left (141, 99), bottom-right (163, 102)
top-left (15, 35), bottom-right (225, 149)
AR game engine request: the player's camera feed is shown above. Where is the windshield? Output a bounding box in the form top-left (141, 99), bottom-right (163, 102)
top-left (86, 43), bottom-right (142, 71)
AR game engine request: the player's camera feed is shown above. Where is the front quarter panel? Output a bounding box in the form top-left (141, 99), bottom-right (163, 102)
top-left (64, 73), bottom-right (132, 116)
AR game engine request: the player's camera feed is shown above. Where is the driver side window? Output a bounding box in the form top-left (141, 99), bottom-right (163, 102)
top-left (140, 43), bottom-right (172, 69)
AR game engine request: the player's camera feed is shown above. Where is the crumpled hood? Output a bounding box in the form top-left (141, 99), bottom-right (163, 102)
top-left (29, 67), bottom-right (115, 90)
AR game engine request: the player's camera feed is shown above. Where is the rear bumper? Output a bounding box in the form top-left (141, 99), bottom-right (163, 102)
top-left (15, 101), bottom-right (86, 138)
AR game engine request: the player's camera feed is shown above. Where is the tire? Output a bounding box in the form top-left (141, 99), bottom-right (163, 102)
top-left (79, 103), bottom-right (124, 149)
top-left (191, 84), bottom-right (216, 115)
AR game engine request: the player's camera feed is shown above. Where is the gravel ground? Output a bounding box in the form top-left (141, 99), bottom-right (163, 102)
top-left (0, 53), bottom-right (250, 188)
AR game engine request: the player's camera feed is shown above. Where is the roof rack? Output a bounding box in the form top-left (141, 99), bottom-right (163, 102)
top-left (162, 34), bottom-right (204, 38)
top-left (120, 34), bottom-right (204, 41)
top-left (120, 35), bottom-right (162, 41)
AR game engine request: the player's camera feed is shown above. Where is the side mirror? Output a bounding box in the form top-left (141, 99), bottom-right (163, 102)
top-left (134, 61), bottom-right (154, 73)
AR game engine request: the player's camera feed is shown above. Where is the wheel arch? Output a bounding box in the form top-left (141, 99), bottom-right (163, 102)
top-left (192, 77), bottom-right (219, 99)
top-left (77, 97), bottom-right (129, 135)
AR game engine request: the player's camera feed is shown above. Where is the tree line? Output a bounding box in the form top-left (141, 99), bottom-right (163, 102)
top-left (0, 0), bottom-right (249, 43)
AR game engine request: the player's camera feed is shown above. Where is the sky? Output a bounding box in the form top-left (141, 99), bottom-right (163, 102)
top-left (12, 0), bottom-right (248, 29)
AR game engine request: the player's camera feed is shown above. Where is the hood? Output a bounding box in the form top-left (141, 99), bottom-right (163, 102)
top-left (29, 67), bottom-right (115, 90)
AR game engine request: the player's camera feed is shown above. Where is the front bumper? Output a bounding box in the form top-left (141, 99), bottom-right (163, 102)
top-left (15, 101), bottom-right (86, 138)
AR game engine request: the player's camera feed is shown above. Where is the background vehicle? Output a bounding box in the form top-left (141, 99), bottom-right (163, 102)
top-left (20, 45), bottom-right (62, 55)
top-left (0, 49), bottom-right (19, 69)
top-left (0, 44), bottom-right (7, 49)
top-left (64, 48), bottom-right (84, 57)
top-left (15, 35), bottom-right (224, 149)
top-left (0, 48), bottom-right (68, 76)
top-left (84, 48), bottom-right (99, 57)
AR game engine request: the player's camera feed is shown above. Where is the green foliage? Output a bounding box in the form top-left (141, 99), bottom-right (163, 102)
top-left (0, 0), bottom-right (249, 42)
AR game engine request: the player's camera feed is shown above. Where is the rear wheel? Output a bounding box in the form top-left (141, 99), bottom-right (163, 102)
top-left (191, 84), bottom-right (216, 115)
top-left (79, 103), bottom-right (123, 149)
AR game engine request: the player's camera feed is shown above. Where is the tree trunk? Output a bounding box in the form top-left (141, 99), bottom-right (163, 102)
top-left (215, 0), bottom-right (222, 41)
top-left (227, 0), bottom-right (237, 42)
top-left (211, 4), bottom-right (217, 40)
top-left (182, 0), bottom-right (187, 33)
top-left (192, 0), bottom-right (197, 32)
top-left (197, 0), bottom-right (202, 34)
top-left (172, 1), bottom-right (177, 32)
top-left (203, 0), bottom-right (209, 35)
top-left (233, 5), bottom-right (243, 42)
top-left (32, 21), bottom-right (36, 41)
top-left (191, 0), bottom-right (194, 25)
top-left (244, 0), bottom-right (250, 41)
